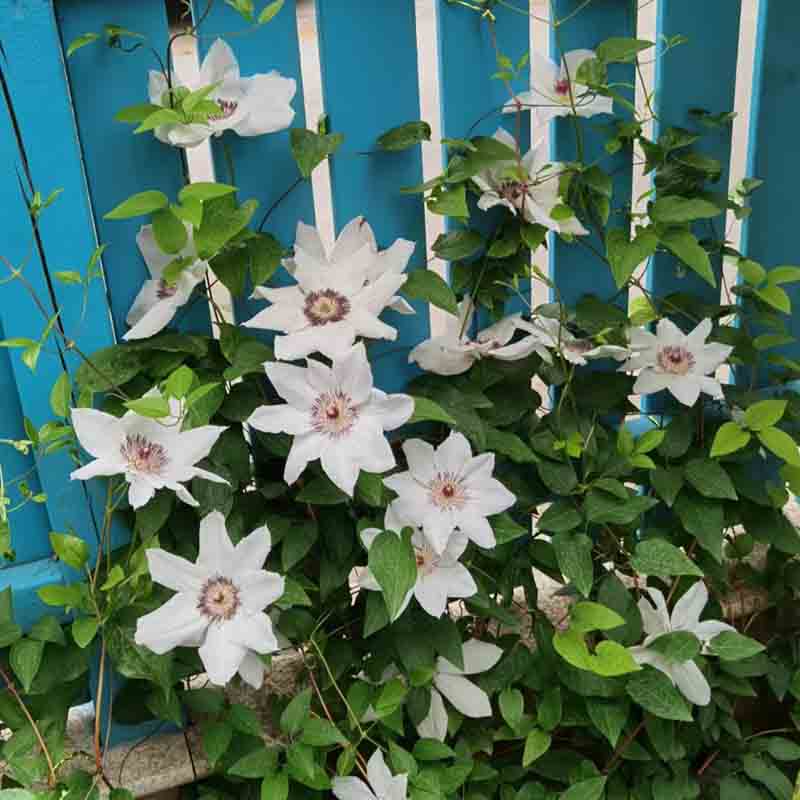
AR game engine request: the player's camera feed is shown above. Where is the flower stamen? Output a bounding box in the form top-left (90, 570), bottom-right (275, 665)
top-left (656, 345), bottom-right (695, 376)
top-left (120, 434), bottom-right (169, 475)
top-left (311, 390), bottom-right (358, 437)
top-left (208, 99), bottom-right (239, 121)
top-left (429, 472), bottom-right (467, 511)
top-left (303, 289), bottom-right (351, 326)
top-left (197, 576), bottom-right (240, 621)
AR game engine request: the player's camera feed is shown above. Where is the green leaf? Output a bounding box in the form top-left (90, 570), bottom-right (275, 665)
top-left (560, 776), bottom-right (607, 800)
top-left (537, 686), bottom-right (562, 731)
top-left (743, 754), bottom-right (793, 800)
top-left (684, 458), bottom-right (737, 500)
top-left (755, 284), bottom-right (791, 313)
top-left (409, 396), bottom-right (457, 426)
top-left (67, 32), bottom-right (100, 56)
top-left (54, 270), bottom-right (82, 285)
top-left (427, 184), bottom-right (468, 219)
top-left (29, 615), bottom-right (65, 646)
top-left (280, 687), bottom-right (311, 737)
top-left (124, 395), bottom-right (171, 419)
top-left (71, 617), bottom-right (99, 648)
top-left (50, 371), bottom-right (71, 417)
top-left (650, 196), bottom-right (723, 224)
top-left (290, 128), bottom-right (344, 178)
top-left (228, 747), bottom-right (278, 778)
top-left (626, 668), bottom-right (693, 721)
top-left (178, 182), bottom-right (237, 203)
top-left (660, 228), bottom-right (715, 286)
top-left (296, 476), bottom-right (348, 505)
top-left (151, 207), bottom-right (188, 254)
top-left (597, 36), bottom-right (653, 62)
top-left (105, 190), bottom-right (168, 220)
top-left (743, 399), bottom-right (787, 431)
top-left (300, 717), bottom-right (347, 747)
top-left (570, 602), bottom-right (625, 634)
top-left (757, 426), bottom-right (800, 467)
top-left (522, 729), bottom-right (552, 766)
top-left (432, 229), bottom-right (483, 260)
top-left (0, 622), bottom-right (22, 648)
top-left (258, 0), bottom-right (285, 24)
top-left (374, 677), bottom-right (407, 719)
top-left (261, 770), bottom-right (289, 800)
top-left (229, 703), bottom-right (263, 736)
top-left (630, 539), bottom-right (703, 579)
top-left (368, 531), bottom-right (417, 621)
top-left (650, 467), bottom-right (683, 506)
top-left (538, 501), bottom-right (582, 533)
top-left (718, 776), bottom-right (767, 800)
top-left (115, 103), bottom-right (162, 123)
top-left (485, 428), bottom-right (537, 464)
top-left (377, 121), bottom-right (432, 151)
top-left (402, 269), bottom-right (458, 315)
top-left (586, 698), bottom-right (629, 747)
top-left (710, 421), bottom-right (751, 458)
top-left (648, 631), bottom-right (701, 662)
top-left (203, 721), bottom-right (233, 765)
top-left (552, 533), bottom-right (594, 597)
top-left (10, 638), bottom-right (44, 692)
top-left (707, 631), bottom-right (766, 661)
top-left (413, 739), bottom-right (455, 761)
top-left (49, 532), bottom-right (89, 570)
top-left (499, 688), bottom-right (524, 731)
top-left (762, 737), bottom-right (800, 761)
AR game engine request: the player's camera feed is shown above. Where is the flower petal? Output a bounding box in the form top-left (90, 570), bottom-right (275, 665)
top-left (135, 593), bottom-right (208, 654)
top-left (671, 581), bottom-right (708, 632)
top-left (248, 403), bottom-right (310, 435)
top-left (175, 425), bottom-right (227, 465)
top-left (237, 651), bottom-right (266, 689)
top-left (234, 72), bottom-right (296, 136)
top-left (333, 342), bottom-right (374, 405)
top-left (224, 610), bottom-right (279, 654)
top-left (70, 459), bottom-right (126, 482)
top-left (667, 375), bottom-right (702, 407)
top-left (265, 362), bottom-right (317, 408)
top-left (443, 638), bottom-right (503, 676)
top-left (670, 660), bottom-right (711, 706)
top-left (435, 432), bottom-right (472, 477)
top-left (434, 673), bottom-right (492, 717)
top-left (146, 548), bottom-right (207, 593)
top-left (456, 515), bottom-right (496, 550)
top-left (71, 408), bottom-right (124, 459)
top-left (128, 477), bottom-right (156, 509)
top-left (331, 216), bottom-right (375, 263)
top-left (200, 39), bottom-right (240, 84)
top-left (402, 439), bottom-right (437, 483)
top-left (232, 525), bottom-right (272, 573)
top-left (284, 432), bottom-right (322, 485)
top-left (320, 440), bottom-right (361, 496)
top-left (332, 777), bottom-right (378, 800)
top-left (199, 622), bottom-right (247, 686)
top-left (416, 686), bottom-right (449, 742)
top-left (238, 570), bottom-right (285, 611)
top-left (197, 511), bottom-right (236, 573)
top-left (365, 390), bottom-right (414, 431)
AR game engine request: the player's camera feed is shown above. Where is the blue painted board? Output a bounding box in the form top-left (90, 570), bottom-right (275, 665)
top-left (648, 0), bottom-right (740, 305)
top-left (436, 0), bottom-right (531, 322)
top-left (0, 559), bottom-right (70, 632)
top-left (0, 318), bottom-right (51, 567)
top-left (740, 0), bottom-right (800, 385)
top-left (550, 0), bottom-right (636, 309)
top-left (198, 0), bottom-right (316, 327)
top-left (315, 0), bottom-right (430, 392)
top-left (57, 0), bottom-right (211, 339)
top-left (0, 0), bottom-right (113, 557)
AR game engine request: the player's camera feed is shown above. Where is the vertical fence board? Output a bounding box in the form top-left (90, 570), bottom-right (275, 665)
top-left (549, 0), bottom-right (635, 309)
top-left (198, 0), bottom-right (316, 327)
top-left (0, 320), bottom-right (51, 566)
top-left (740, 0), bottom-right (800, 384)
top-left (0, 0), bottom-right (113, 555)
top-left (0, 560), bottom-right (70, 632)
top-left (648, 0), bottom-right (741, 304)
top-left (435, 0), bottom-right (531, 320)
top-left (57, 0), bottom-right (211, 338)
top-left (315, 0), bottom-right (429, 392)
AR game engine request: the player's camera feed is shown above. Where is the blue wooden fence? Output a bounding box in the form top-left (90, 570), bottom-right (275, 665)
top-left (0, 0), bottom-right (793, 742)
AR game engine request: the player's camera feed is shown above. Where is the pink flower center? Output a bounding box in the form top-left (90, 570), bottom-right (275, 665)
top-left (311, 390), bottom-right (358, 437)
top-left (209, 99), bottom-right (238, 121)
top-left (120, 434), bottom-right (169, 475)
top-left (554, 78), bottom-right (571, 96)
top-left (157, 280), bottom-right (178, 300)
top-left (198, 576), bottom-right (240, 621)
top-left (429, 472), bottom-right (467, 511)
top-left (414, 542), bottom-right (440, 576)
top-left (656, 345), bottom-right (695, 376)
top-left (304, 289), bottom-right (351, 326)
top-left (565, 339), bottom-right (592, 354)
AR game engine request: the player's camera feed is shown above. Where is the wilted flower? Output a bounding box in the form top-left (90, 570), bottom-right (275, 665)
top-left (629, 582), bottom-right (735, 706)
top-left (358, 522), bottom-right (477, 619)
top-left (148, 38), bottom-right (295, 148)
top-left (472, 128), bottom-right (588, 236)
top-left (383, 433), bottom-right (516, 554)
top-left (417, 639), bottom-right (503, 741)
top-left (243, 218), bottom-right (411, 361)
top-left (69, 405), bottom-right (227, 509)
top-left (248, 343), bottom-right (413, 496)
top-left (135, 512), bottom-right (284, 688)
top-left (505, 49), bottom-right (613, 126)
top-left (621, 318), bottom-right (732, 406)
top-left (125, 225), bottom-right (208, 341)
top-left (528, 316), bottom-right (629, 365)
top-left (409, 299), bottom-right (521, 375)
top-left (332, 749), bottom-right (407, 800)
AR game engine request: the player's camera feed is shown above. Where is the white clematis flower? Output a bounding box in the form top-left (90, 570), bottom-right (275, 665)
top-left (629, 581), bottom-right (735, 706)
top-left (417, 639), bottom-right (503, 741)
top-left (358, 520), bottom-right (477, 619)
top-left (283, 218), bottom-right (416, 316)
top-left (69, 406), bottom-right (227, 509)
top-left (135, 511), bottom-right (285, 688)
top-left (505, 49), bottom-right (613, 126)
top-left (332, 749), bottom-right (408, 800)
top-left (408, 298), bottom-right (522, 376)
top-left (621, 318), bottom-right (733, 406)
top-left (247, 343), bottom-right (413, 496)
top-left (383, 433), bottom-right (516, 555)
top-left (125, 225), bottom-right (208, 341)
top-left (524, 316), bottom-right (630, 365)
top-left (473, 128), bottom-right (588, 236)
top-left (242, 218), bottom-right (411, 361)
top-left (147, 38), bottom-right (295, 148)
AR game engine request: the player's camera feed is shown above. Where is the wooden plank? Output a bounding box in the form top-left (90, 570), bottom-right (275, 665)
top-left (740, 0), bottom-right (800, 384)
top-left (315, 0), bottom-right (430, 392)
top-left (198, 0), bottom-right (316, 327)
top-left (435, 0), bottom-right (531, 321)
top-left (549, 0), bottom-right (636, 309)
top-left (0, 0), bottom-right (113, 554)
top-left (57, 0), bottom-right (211, 337)
top-left (648, 0), bottom-right (741, 304)
top-left (0, 320), bottom-right (51, 566)
top-left (0, 559), bottom-right (69, 632)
